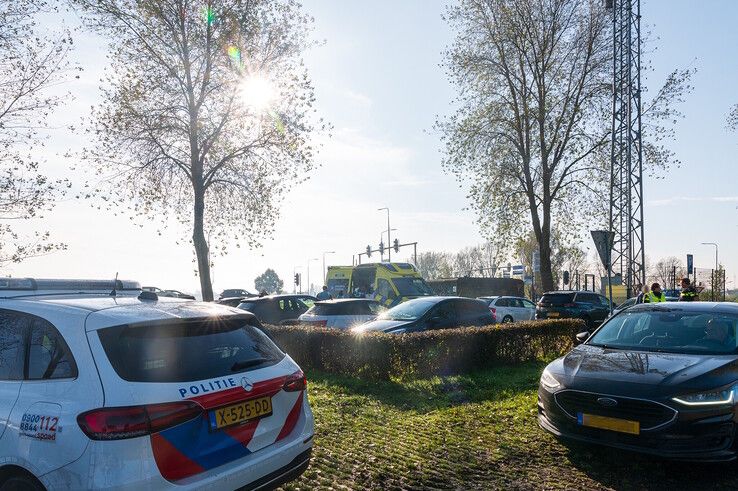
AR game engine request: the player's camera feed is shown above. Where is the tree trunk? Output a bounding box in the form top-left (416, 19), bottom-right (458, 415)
top-left (538, 200), bottom-right (555, 293)
top-left (538, 234), bottom-right (554, 293)
top-left (193, 186), bottom-right (214, 301)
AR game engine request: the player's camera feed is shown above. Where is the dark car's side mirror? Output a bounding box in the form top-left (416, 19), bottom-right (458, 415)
top-left (575, 331), bottom-right (590, 344)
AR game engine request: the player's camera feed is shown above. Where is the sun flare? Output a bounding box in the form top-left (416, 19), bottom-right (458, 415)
top-left (238, 74), bottom-right (276, 112)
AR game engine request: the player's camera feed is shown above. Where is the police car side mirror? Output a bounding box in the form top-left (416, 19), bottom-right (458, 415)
top-left (575, 331), bottom-right (590, 345)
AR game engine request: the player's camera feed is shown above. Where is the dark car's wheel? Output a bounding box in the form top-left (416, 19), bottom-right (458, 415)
top-left (581, 315), bottom-right (593, 329)
top-left (0, 475), bottom-right (45, 491)
top-left (502, 315), bottom-right (514, 324)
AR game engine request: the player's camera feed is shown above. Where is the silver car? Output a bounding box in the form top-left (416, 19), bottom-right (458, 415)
top-left (478, 296), bottom-right (536, 323)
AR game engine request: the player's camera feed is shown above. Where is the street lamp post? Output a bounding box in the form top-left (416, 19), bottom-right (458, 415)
top-left (306, 258), bottom-right (318, 296)
top-left (380, 228), bottom-right (397, 262)
top-left (322, 251), bottom-right (335, 286)
top-left (378, 207), bottom-right (391, 261)
top-left (701, 242), bottom-right (719, 273)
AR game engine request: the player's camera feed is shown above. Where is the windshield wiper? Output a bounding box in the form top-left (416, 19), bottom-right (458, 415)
top-left (231, 358), bottom-right (270, 371)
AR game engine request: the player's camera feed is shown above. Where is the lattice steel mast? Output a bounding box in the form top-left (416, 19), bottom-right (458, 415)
top-left (607, 0), bottom-right (645, 298)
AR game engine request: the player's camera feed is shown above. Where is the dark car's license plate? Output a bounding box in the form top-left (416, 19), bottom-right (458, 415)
top-left (577, 412), bottom-right (640, 435)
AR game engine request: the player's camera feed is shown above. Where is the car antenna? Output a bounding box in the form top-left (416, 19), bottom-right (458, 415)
top-left (109, 272), bottom-right (119, 297)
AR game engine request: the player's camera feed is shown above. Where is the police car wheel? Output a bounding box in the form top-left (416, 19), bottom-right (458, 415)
top-left (0, 475), bottom-right (45, 491)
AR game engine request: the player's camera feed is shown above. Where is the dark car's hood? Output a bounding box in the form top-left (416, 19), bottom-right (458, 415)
top-left (351, 319), bottom-right (412, 333)
top-left (548, 344), bottom-right (738, 398)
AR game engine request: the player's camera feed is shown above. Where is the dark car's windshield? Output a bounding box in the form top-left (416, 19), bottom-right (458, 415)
top-left (588, 310), bottom-right (738, 354)
top-left (539, 293), bottom-right (575, 305)
top-left (392, 278), bottom-right (434, 296)
top-left (379, 299), bottom-right (436, 321)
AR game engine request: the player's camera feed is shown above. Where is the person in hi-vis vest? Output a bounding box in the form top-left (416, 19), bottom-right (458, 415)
top-left (646, 283), bottom-right (667, 303)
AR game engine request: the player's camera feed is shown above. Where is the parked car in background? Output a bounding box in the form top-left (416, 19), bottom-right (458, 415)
top-left (159, 289), bottom-right (196, 300)
top-left (0, 278), bottom-right (313, 489)
top-left (478, 296), bottom-right (536, 323)
top-left (219, 288), bottom-right (255, 299)
top-left (238, 294), bottom-right (317, 325)
top-left (143, 287), bottom-right (195, 300)
top-left (217, 296), bottom-right (253, 307)
top-left (611, 296), bottom-right (637, 316)
top-left (539, 302), bottom-right (738, 461)
top-left (299, 299), bottom-right (385, 329)
top-left (351, 296), bottom-right (495, 334)
top-left (536, 291), bottom-right (613, 328)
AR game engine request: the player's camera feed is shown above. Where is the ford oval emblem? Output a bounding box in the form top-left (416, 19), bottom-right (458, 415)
top-left (597, 397), bottom-right (618, 407)
top-left (241, 377), bottom-right (253, 392)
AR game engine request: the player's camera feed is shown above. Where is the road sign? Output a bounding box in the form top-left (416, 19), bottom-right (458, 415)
top-left (532, 252), bottom-right (541, 273)
top-left (687, 254), bottom-right (694, 275)
top-left (591, 230), bottom-right (615, 267)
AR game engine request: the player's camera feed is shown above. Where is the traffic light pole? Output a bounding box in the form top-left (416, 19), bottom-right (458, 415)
top-left (358, 242), bottom-right (418, 265)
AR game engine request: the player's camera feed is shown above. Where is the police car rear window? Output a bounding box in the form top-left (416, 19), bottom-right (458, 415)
top-left (97, 318), bottom-right (284, 383)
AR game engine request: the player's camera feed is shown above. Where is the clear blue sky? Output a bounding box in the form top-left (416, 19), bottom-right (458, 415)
top-left (9, 0), bottom-right (738, 295)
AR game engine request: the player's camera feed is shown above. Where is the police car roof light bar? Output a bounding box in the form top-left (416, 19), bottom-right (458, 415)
top-left (0, 278), bottom-right (142, 292)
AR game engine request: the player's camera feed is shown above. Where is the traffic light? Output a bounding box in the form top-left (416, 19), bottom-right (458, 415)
top-left (379, 241), bottom-right (385, 255)
top-left (563, 271), bottom-right (570, 285)
top-left (294, 273), bottom-right (301, 286)
top-left (393, 238), bottom-right (400, 253)
top-left (366, 245), bottom-right (372, 258)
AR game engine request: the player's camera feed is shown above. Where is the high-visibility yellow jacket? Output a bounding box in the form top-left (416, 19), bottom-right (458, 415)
top-left (646, 291), bottom-right (667, 303)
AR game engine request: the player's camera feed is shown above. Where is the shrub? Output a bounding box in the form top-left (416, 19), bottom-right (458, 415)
top-left (261, 319), bottom-right (585, 380)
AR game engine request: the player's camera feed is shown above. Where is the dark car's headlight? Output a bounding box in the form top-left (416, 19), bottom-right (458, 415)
top-left (672, 384), bottom-right (738, 407)
top-left (540, 368), bottom-right (561, 392)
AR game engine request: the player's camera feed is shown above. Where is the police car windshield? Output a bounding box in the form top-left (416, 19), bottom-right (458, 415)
top-left (588, 311), bottom-right (738, 355)
top-left (97, 317), bottom-right (284, 382)
top-left (379, 299), bottom-right (436, 321)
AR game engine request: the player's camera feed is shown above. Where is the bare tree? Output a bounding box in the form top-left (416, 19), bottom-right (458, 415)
top-left (439, 0), bottom-right (693, 292)
top-left (515, 230), bottom-right (586, 288)
top-left (414, 251), bottom-right (454, 280)
top-left (75, 0), bottom-right (324, 300)
top-left (0, 1), bottom-right (75, 265)
top-left (650, 256), bottom-right (685, 290)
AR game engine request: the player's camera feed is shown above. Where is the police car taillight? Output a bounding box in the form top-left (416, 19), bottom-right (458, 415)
top-left (283, 370), bottom-right (307, 392)
top-left (77, 401), bottom-right (202, 440)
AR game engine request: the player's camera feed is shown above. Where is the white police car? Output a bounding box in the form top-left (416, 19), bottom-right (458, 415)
top-left (0, 278), bottom-right (313, 490)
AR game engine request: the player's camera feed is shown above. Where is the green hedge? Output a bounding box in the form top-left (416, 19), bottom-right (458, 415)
top-left (261, 319), bottom-right (586, 380)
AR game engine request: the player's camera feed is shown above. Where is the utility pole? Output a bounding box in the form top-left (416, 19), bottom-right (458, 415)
top-left (607, 0), bottom-right (645, 299)
top-left (378, 207), bottom-right (391, 262)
